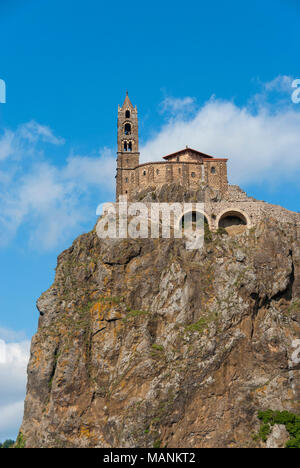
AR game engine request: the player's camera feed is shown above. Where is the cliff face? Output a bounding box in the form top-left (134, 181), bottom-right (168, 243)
top-left (20, 185), bottom-right (300, 448)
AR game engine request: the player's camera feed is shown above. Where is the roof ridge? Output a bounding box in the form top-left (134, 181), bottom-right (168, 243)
top-left (163, 148), bottom-right (222, 160)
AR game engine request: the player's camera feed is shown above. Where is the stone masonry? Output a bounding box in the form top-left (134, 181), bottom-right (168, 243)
top-left (116, 93), bottom-right (228, 200)
top-left (116, 94), bottom-right (300, 233)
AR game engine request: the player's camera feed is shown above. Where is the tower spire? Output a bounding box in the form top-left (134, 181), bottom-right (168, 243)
top-left (122, 90), bottom-right (134, 108)
top-left (116, 94), bottom-right (140, 200)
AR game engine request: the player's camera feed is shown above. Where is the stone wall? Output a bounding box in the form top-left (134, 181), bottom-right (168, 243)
top-left (125, 183), bottom-right (300, 232)
top-left (118, 160), bottom-right (228, 200)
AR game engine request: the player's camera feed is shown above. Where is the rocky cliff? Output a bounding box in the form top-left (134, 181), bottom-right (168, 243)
top-left (20, 185), bottom-right (300, 448)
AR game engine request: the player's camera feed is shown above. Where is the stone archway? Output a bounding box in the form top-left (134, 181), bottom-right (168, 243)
top-left (217, 209), bottom-right (250, 235)
top-left (178, 210), bottom-right (211, 233)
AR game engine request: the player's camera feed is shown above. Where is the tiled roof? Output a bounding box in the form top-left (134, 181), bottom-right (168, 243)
top-left (162, 147), bottom-right (224, 160)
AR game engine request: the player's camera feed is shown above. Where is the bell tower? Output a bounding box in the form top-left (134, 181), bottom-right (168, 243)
top-left (116, 92), bottom-right (140, 200)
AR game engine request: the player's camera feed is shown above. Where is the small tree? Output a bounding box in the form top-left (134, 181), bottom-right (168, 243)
top-left (0, 439), bottom-right (15, 448)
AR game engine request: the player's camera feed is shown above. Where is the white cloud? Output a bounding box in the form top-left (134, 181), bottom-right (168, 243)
top-left (141, 89), bottom-right (300, 186)
top-left (0, 121), bottom-right (64, 163)
top-left (1, 77), bottom-right (300, 250)
top-left (0, 123), bottom-right (116, 250)
top-left (0, 327), bottom-right (27, 342)
top-left (64, 147), bottom-right (115, 187)
top-left (264, 75), bottom-right (294, 93)
top-left (0, 401), bottom-right (25, 441)
top-left (0, 337), bottom-right (30, 441)
top-left (249, 75), bottom-right (295, 110)
top-left (0, 130), bottom-right (14, 161)
top-left (18, 120), bottom-right (65, 145)
top-left (160, 96), bottom-right (195, 115)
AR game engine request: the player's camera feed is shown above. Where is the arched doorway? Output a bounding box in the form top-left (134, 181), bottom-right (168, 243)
top-left (218, 210), bottom-right (248, 235)
top-left (179, 211), bottom-right (210, 233)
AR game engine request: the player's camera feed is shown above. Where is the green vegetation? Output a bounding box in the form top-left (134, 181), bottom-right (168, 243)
top-left (123, 308), bottom-right (149, 322)
top-left (204, 223), bottom-right (212, 242)
top-left (48, 376), bottom-right (54, 390)
top-left (153, 439), bottom-right (161, 448)
top-left (15, 432), bottom-right (26, 448)
top-left (287, 299), bottom-right (300, 314)
top-left (185, 318), bottom-right (209, 333)
top-left (254, 410), bottom-right (300, 448)
top-left (151, 343), bottom-right (164, 352)
top-left (253, 423), bottom-right (271, 442)
top-left (0, 439), bottom-right (15, 448)
top-left (216, 226), bottom-right (227, 236)
top-left (150, 343), bottom-right (165, 359)
top-left (128, 309), bottom-right (149, 317)
top-left (99, 296), bottom-right (124, 304)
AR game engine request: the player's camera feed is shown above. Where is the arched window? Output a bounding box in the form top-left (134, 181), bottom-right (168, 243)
top-left (124, 123), bottom-right (131, 135)
top-left (156, 169), bottom-right (159, 175)
top-left (191, 172), bottom-right (196, 178)
top-left (211, 166), bottom-right (216, 174)
top-left (125, 110), bottom-right (130, 118)
top-left (124, 141), bottom-right (127, 151)
top-left (125, 177), bottom-right (128, 183)
top-left (143, 170), bottom-right (146, 176)
top-left (128, 141), bottom-right (132, 151)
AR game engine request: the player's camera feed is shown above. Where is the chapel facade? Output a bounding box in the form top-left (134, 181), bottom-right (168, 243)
top-left (115, 93), bottom-right (300, 234)
top-left (116, 93), bottom-right (228, 201)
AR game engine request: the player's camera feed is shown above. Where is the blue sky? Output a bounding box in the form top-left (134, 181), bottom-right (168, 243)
top-left (0, 0), bottom-right (300, 441)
